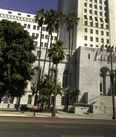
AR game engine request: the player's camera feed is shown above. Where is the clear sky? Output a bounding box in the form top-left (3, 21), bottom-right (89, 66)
top-left (0, 0), bottom-right (58, 14)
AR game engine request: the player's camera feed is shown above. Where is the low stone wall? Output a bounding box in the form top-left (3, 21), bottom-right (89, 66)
top-left (73, 103), bottom-right (93, 114)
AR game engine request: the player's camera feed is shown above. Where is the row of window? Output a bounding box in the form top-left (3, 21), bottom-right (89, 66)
top-left (84, 16), bottom-right (108, 23)
top-left (84, 0), bottom-right (106, 5)
top-left (84, 3), bottom-right (106, 10)
top-left (84, 36), bottom-right (109, 43)
top-left (24, 24), bottom-right (39, 30)
top-left (84, 21), bottom-right (108, 29)
top-left (84, 28), bottom-right (109, 36)
top-left (84, 9), bottom-right (107, 17)
top-left (8, 11), bottom-right (32, 18)
top-left (24, 24), bottom-right (57, 34)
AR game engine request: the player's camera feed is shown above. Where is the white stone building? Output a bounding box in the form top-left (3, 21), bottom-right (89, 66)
top-left (0, 8), bottom-right (67, 109)
top-left (58, 0), bottom-right (116, 114)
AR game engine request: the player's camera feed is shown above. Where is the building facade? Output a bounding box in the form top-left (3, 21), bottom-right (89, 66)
top-left (0, 0), bottom-right (116, 114)
top-left (58, 0), bottom-right (116, 114)
top-left (58, 0), bottom-right (116, 49)
top-left (0, 8), bottom-right (67, 109)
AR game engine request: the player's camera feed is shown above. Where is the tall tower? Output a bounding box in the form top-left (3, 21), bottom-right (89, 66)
top-left (58, 0), bottom-right (116, 50)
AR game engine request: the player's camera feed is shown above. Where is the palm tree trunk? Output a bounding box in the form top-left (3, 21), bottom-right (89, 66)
top-left (41, 34), bottom-right (50, 79)
top-left (48, 34), bottom-right (53, 72)
top-left (37, 26), bottom-right (42, 80)
top-left (52, 64), bottom-right (58, 117)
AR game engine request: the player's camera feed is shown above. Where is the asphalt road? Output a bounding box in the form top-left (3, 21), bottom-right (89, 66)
top-left (0, 117), bottom-right (115, 137)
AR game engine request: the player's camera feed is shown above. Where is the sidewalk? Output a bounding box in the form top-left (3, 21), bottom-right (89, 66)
top-left (0, 110), bottom-right (113, 120)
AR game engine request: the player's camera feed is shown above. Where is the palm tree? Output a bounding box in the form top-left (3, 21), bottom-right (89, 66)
top-left (65, 12), bottom-right (80, 86)
top-left (65, 86), bottom-right (80, 111)
top-left (54, 11), bottom-right (65, 40)
top-left (34, 9), bottom-right (46, 110)
top-left (35, 8), bottom-right (46, 77)
top-left (39, 74), bottom-right (62, 112)
top-left (48, 41), bottom-right (65, 117)
top-left (41, 10), bottom-right (56, 79)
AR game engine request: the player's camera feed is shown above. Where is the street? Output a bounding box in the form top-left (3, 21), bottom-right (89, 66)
top-left (0, 117), bottom-right (115, 137)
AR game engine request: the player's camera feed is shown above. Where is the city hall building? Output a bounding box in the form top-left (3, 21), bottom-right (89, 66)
top-left (58, 0), bottom-right (116, 114)
top-left (0, 0), bottom-right (116, 114)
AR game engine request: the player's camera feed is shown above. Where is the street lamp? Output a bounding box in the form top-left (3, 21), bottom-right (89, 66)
top-left (102, 45), bottom-right (116, 119)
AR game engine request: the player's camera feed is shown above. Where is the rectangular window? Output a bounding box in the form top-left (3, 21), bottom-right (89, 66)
top-left (32, 33), bottom-right (35, 36)
top-left (28, 24), bottom-right (30, 29)
top-left (89, 4), bottom-right (92, 8)
top-left (27, 15), bottom-right (30, 17)
top-left (96, 30), bottom-right (98, 34)
top-left (101, 31), bottom-right (104, 35)
top-left (36, 33), bottom-right (39, 38)
top-left (94, 5), bottom-right (97, 9)
top-left (107, 39), bottom-right (109, 43)
top-left (84, 28), bottom-right (87, 32)
top-left (90, 44), bottom-right (93, 47)
top-left (90, 37), bottom-right (93, 41)
top-left (101, 24), bottom-right (103, 28)
top-left (88, 54), bottom-right (90, 59)
top-left (90, 29), bottom-right (93, 33)
top-left (84, 36), bottom-right (87, 40)
top-left (84, 21), bottom-right (87, 25)
top-left (99, 12), bottom-right (102, 16)
top-left (18, 13), bottom-right (21, 16)
top-left (89, 10), bottom-right (92, 14)
top-left (84, 9), bottom-right (87, 13)
top-left (42, 34), bottom-right (44, 39)
top-left (95, 23), bottom-right (98, 27)
top-left (90, 22), bottom-right (93, 26)
top-left (106, 32), bottom-right (109, 36)
top-left (24, 24), bottom-right (27, 28)
top-left (101, 38), bottom-right (104, 43)
top-left (84, 3), bottom-right (87, 7)
top-left (33, 25), bottom-right (36, 30)
top-left (96, 37), bottom-right (98, 42)
top-left (94, 11), bottom-right (97, 15)
top-left (8, 11), bottom-right (12, 14)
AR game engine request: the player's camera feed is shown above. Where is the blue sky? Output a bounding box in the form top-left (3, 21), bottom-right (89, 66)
top-left (0, 0), bottom-right (58, 14)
